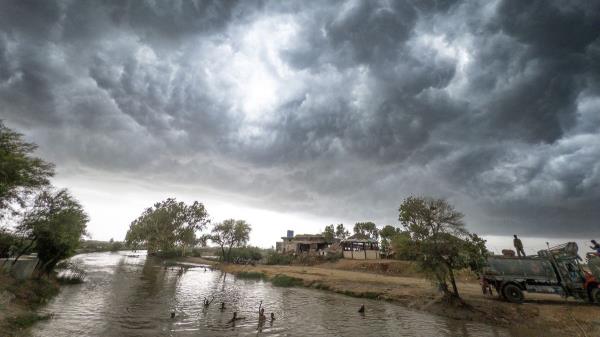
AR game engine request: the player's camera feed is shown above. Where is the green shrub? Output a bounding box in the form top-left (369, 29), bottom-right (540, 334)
top-left (190, 248), bottom-right (203, 257)
top-left (271, 274), bottom-right (303, 287)
top-left (56, 260), bottom-right (86, 284)
top-left (218, 246), bottom-right (264, 262)
top-left (110, 241), bottom-right (123, 252)
top-left (0, 229), bottom-right (17, 258)
top-left (10, 312), bottom-right (52, 329)
top-left (236, 271), bottom-right (266, 279)
top-left (265, 252), bottom-right (294, 265)
top-left (154, 247), bottom-right (185, 258)
top-left (324, 253), bottom-right (343, 262)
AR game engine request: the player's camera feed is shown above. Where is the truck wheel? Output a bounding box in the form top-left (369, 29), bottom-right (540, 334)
top-left (592, 288), bottom-right (600, 304)
top-left (503, 284), bottom-right (524, 304)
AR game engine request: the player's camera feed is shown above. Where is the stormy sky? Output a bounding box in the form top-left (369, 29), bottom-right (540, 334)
top-left (1, 0), bottom-right (599, 247)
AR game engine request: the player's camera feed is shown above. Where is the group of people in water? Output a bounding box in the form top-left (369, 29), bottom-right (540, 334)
top-left (225, 300), bottom-right (276, 325)
top-left (170, 298), bottom-right (276, 327)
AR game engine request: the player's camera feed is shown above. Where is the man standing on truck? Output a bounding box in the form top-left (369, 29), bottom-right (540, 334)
top-left (513, 235), bottom-right (526, 257)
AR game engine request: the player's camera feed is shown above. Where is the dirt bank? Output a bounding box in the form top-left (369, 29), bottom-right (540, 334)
top-left (202, 259), bottom-right (600, 336)
top-left (0, 273), bottom-right (60, 337)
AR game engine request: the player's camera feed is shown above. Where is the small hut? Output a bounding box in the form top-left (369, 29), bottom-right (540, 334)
top-left (341, 234), bottom-right (380, 260)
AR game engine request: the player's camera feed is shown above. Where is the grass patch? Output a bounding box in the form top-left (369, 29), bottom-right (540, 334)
top-left (9, 277), bottom-right (60, 307)
top-left (362, 292), bottom-right (380, 299)
top-left (270, 274), bottom-right (303, 287)
top-left (312, 283), bottom-right (330, 291)
top-left (10, 312), bottom-right (52, 329)
top-left (235, 271), bottom-right (266, 279)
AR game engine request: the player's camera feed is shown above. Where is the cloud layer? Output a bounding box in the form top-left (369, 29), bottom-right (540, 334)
top-left (1, 0), bottom-right (599, 237)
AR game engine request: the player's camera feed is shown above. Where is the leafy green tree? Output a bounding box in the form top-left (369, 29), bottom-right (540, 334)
top-left (125, 198), bottom-right (209, 255)
top-left (379, 225), bottom-right (402, 255)
top-left (398, 196), bottom-right (487, 301)
top-left (353, 222), bottom-right (379, 240)
top-left (17, 189), bottom-right (89, 275)
top-left (335, 224), bottom-right (349, 239)
top-left (210, 219), bottom-right (251, 262)
top-left (390, 231), bottom-right (416, 260)
top-left (0, 122), bottom-right (54, 216)
top-left (322, 224), bottom-right (335, 243)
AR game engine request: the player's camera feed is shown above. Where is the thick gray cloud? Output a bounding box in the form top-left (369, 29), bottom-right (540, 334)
top-left (1, 0), bottom-right (599, 237)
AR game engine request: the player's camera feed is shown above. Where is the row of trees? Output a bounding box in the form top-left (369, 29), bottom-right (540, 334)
top-left (322, 221), bottom-right (401, 253)
top-left (321, 197), bottom-right (487, 301)
top-left (0, 121), bottom-right (89, 275)
top-left (124, 199), bottom-right (252, 262)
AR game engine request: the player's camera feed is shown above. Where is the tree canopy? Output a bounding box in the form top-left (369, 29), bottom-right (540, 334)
top-left (322, 224), bottom-right (335, 243)
top-left (353, 222), bottom-right (379, 240)
top-left (125, 198), bottom-right (209, 254)
top-left (0, 122), bottom-right (54, 216)
top-left (379, 225), bottom-right (402, 254)
top-left (17, 189), bottom-right (89, 274)
top-left (398, 196), bottom-right (487, 301)
top-left (335, 224), bottom-right (349, 239)
top-left (210, 219), bottom-right (251, 262)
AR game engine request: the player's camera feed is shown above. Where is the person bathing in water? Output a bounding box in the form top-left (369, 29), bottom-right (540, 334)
top-left (228, 312), bottom-right (245, 323)
top-left (203, 296), bottom-right (214, 308)
top-left (258, 301), bottom-right (266, 320)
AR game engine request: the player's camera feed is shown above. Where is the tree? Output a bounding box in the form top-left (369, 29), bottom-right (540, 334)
top-left (17, 189), bottom-right (88, 275)
top-left (210, 219), bottom-right (251, 262)
top-left (125, 198), bottom-right (209, 255)
top-left (335, 224), bottom-right (349, 239)
top-left (353, 222), bottom-right (379, 240)
top-left (398, 196), bottom-right (487, 301)
top-left (379, 225), bottom-right (402, 255)
top-left (0, 122), bottom-right (54, 217)
top-left (390, 231), bottom-right (415, 260)
top-left (322, 224), bottom-right (335, 243)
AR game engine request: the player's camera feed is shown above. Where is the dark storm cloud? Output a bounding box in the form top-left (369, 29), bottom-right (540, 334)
top-left (1, 0), bottom-right (599, 237)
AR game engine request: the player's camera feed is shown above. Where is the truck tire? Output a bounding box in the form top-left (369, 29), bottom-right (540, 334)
top-left (502, 284), bottom-right (524, 304)
top-left (592, 288), bottom-right (600, 304)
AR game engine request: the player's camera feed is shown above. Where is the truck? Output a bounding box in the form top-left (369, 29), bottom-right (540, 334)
top-left (482, 242), bottom-right (600, 304)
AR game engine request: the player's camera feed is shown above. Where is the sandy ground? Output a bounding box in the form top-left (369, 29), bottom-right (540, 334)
top-left (183, 258), bottom-right (600, 336)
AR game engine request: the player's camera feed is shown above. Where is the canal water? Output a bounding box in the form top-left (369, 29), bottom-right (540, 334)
top-left (31, 251), bottom-right (512, 337)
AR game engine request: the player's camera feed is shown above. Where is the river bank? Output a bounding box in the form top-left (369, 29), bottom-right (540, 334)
top-left (0, 273), bottom-right (60, 337)
top-left (182, 257), bottom-right (600, 336)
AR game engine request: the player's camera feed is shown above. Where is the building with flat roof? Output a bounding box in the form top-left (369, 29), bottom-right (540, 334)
top-left (276, 232), bottom-right (329, 255)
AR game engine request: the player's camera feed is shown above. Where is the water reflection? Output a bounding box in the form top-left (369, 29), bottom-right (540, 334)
top-left (31, 251), bottom-right (511, 337)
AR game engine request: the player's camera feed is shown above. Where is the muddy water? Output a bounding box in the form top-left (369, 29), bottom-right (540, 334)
top-left (31, 251), bottom-right (512, 336)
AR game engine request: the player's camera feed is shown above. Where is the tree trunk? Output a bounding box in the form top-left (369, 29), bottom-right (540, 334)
top-left (447, 265), bottom-right (459, 299)
top-left (220, 245), bottom-right (226, 262)
top-left (226, 245), bottom-right (233, 263)
top-left (12, 238), bottom-right (36, 266)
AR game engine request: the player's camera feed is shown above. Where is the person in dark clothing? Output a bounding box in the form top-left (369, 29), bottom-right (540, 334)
top-left (513, 235), bottom-right (526, 257)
